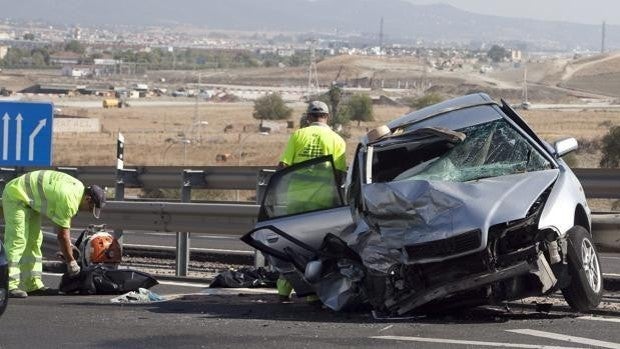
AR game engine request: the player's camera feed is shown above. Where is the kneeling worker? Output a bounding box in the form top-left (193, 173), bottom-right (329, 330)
top-left (2, 170), bottom-right (106, 298)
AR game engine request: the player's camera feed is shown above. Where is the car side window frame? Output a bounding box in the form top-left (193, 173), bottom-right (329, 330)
top-left (257, 155), bottom-right (345, 222)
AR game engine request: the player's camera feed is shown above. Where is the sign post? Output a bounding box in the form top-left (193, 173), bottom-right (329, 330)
top-left (115, 132), bottom-right (125, 243)
top-left (0, 101), bottom-right (53, 166)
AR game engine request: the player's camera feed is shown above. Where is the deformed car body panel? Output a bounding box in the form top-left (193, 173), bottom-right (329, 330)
top-left (538, 165), bottom-right (591, 235)
top-left (358, 170), bottom-right (558, 267)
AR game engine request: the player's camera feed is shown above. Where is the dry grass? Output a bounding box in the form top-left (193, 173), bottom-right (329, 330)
top-left (53, 103), bottom-right (616, 168)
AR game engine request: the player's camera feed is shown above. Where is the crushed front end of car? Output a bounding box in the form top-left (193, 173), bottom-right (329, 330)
top-left (243, 93), bottom-right (601, 317)
top-left (309, 171), bottom-right (562, 316)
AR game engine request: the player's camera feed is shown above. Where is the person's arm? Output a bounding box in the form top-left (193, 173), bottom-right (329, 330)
top-left (56, 225), bottom-right (80, 275)
top-left (56, 225), bottom-right (75, 263)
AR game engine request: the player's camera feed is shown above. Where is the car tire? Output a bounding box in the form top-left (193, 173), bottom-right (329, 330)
top-left (560, 225), bottom-right (603, 312)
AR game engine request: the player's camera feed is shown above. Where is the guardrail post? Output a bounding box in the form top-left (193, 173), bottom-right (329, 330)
top-left (114, 169), bottom-right (139, 245)
top-left (177, 181), bottom-right (191, 277)
top-left (176, 170), bottom-right (207, 276)
top-left (253, 169), bottom-right (275, 267)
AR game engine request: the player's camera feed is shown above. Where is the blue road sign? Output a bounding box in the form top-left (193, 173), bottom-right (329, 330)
top-left (0, 101), bottom-right (53, 166)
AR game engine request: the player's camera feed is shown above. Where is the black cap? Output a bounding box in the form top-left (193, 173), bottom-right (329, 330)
top-left (87, 185), bottom-right (106, 219)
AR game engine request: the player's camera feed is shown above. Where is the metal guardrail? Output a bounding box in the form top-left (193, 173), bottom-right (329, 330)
top-left (573, 168), bottom-right (620, 199)
top-left (0, 166), bottom-right (616, 197)
top-left (0, 165), bottom-right (274, 190)
top-left (2, 166), bottom-right (620, 275)
top-left (72, 201), bottom-right (259, 235)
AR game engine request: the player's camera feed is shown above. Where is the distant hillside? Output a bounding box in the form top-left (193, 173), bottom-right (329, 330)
top-left (562, 53), bottom-right (620, 97)
top-left (3, 0), bottom-right (619, 50)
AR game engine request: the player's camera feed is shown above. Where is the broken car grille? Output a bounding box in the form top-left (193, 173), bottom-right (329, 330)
top-left (405, 229), bottom-right (482, 260)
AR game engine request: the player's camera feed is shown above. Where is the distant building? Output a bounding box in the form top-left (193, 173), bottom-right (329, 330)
top-left (277, 49), bottom-right (295, 57)
top-left (50, 51), bottom-right (81, 65)
top-left (0, 45), bottom-right (8, 60)
top-left (511, 50), bottom-right (522, 62)
top-left (61, 65), bottom-right (92, 78)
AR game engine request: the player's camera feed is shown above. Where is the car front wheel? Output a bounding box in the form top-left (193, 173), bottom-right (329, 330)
top-left (561, 225), bottom-right (603, 312)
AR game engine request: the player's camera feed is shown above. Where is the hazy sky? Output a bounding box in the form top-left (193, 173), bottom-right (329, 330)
top-left (406, 0), bottom-right (616, 25)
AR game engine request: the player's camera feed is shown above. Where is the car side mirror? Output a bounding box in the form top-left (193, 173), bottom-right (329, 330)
top-left (554, 137), bottom-right (578, 157)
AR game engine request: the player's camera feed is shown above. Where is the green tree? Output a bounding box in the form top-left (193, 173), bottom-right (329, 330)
top-left (331, 104), bottom-right (351, 129)
top-left (23, 33), bottom-right (35, 41)
top-left (348, 93), bottom-right (374, 126)
top-left (487, 45), bottom-right (508, 63)
top-left (64, 40), bottom-right (84, 54)
top-left (404, 92), bottom-right (444, 110)
top-left (252, 93), bottom-right (293, 122)
top-left (320, 85), bottom-right (343, 119)
top-left (600, 126), bottom-right (620, 167)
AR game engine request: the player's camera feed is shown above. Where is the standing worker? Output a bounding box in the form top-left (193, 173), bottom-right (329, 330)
top-left (276, 100), bottom-right (347, 302)
top-left (2, 170), bottom-right (106, 298)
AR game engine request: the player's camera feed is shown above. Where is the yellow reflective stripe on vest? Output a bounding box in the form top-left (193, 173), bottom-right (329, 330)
top-left (24, 171), bottom-right (48, 215)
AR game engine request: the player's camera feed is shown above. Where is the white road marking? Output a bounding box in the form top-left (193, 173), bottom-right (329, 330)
top-left (603, 273), bottom-right (620, 278)
top-left (371, 335), bottom-right (589, 349)
top-left (578, 315), bottom-right (620, 323)
top-left (378, 325), bottom-right (393, 332)
top-left (157, 280), bottom-right (210, 288)
top-left (600, 256), bottom-right (620, 261)
top-left (507, 329), bottom-right (620, 349)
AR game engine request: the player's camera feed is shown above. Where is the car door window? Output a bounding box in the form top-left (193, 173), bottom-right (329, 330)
top-left (259, 155), bottom-right (344, 221)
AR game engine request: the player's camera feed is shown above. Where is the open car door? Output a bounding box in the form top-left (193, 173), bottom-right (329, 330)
top-left (241, 156), bottom-right (354, 293)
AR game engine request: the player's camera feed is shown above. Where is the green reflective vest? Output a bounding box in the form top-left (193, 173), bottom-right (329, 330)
top-left (4, 170), bottom-right (84, 228)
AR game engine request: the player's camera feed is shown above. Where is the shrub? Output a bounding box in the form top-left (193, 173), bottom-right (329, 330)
top-left (252, 93), bottom-right (293, 121)
top-left (600, 126), bottom-right (620, 168)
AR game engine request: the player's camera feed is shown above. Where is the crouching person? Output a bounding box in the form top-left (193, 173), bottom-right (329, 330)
top-left (2, 170), bottom-right (106, 298)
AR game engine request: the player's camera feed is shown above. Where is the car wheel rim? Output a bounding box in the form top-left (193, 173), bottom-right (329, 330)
top-left (581, 238), bottom-right (601, 293)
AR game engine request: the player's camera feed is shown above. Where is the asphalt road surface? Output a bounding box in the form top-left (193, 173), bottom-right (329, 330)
top-left (1, 273), bottom-right (620, 349)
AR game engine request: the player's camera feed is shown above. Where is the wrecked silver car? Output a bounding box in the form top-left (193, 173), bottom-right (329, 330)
top-left (242, 93), bottom-right (602, 316)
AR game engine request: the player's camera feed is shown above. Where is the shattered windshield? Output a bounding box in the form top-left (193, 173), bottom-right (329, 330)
top-left (373, 119), bottom-right (552, 183)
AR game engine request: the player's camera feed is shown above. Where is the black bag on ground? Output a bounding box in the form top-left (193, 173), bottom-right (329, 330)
top-left (209, 267), bottom-right (278, 288)
top-left (59, 265), bottom-right (159, 295)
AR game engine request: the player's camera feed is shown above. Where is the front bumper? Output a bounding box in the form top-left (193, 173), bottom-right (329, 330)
top-left (385, 251), bottom-right (557, 315)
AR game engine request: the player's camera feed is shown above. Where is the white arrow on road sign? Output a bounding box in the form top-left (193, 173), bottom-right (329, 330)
top-left (2, 112), bottom-right (9, 160)
top-left (28, 118), bottom-right (47, 161)
top-left (15, 113), bottom-right (22, 161)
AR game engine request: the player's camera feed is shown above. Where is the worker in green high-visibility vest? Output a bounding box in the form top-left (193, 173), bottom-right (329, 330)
top-left (2, 170), bottom-right (106, 298)
top-left (276, 101), bottom-right (347, 304)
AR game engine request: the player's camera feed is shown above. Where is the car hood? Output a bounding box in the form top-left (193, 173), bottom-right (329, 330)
top-left (357, 169), bottom-right (559, 265)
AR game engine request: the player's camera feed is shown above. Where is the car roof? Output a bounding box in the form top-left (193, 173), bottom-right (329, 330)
top-left (388, 93), bottom-right (496, 130)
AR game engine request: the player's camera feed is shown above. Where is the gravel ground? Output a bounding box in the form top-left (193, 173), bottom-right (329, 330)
top-left (122, 255), bottom-right (251, 281)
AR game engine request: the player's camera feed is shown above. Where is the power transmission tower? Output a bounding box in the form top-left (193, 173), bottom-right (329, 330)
top-left (307, 40), bottom-right (319, 99)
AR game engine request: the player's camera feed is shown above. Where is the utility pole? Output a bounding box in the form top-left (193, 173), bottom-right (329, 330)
top-left (522, 66), bottom-right (528, 105)
top-left (379, 17), bottom-right (384, 54)
top-left (601, 21), bottom-right (606, 54)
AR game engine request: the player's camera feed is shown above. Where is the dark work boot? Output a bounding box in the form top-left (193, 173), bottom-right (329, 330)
top-left (8, 288), bottom-right (28, 298)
